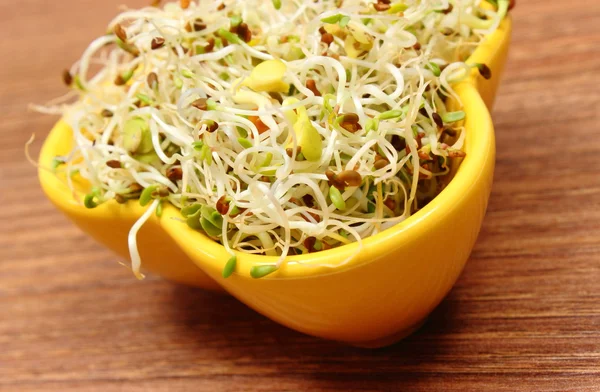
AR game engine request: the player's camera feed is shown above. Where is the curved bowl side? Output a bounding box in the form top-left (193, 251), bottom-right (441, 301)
top-left (38, 124), bottom-right (222, 290)
top-left (172, 82), bottom-right (495, 346)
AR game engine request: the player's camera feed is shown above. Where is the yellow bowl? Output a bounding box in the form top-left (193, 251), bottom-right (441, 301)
top-left (39, 18), bottom-right (511, 347)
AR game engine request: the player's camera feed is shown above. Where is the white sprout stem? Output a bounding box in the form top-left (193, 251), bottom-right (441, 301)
top-left (128, 199), bottom-right (160, 279)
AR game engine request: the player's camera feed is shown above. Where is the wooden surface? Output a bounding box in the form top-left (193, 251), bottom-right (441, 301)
top-left (2, 1), bottom-right (600, 391)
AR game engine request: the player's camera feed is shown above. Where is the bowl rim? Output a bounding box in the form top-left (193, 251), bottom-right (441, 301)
top-left (39, 17), bottom-right (511, 280)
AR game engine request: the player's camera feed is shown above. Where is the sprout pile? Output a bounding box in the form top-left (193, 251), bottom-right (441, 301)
top-left (37, 0), bottom-right (511, 279)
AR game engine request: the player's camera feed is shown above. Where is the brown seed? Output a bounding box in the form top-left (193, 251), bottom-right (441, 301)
top-left (412, 42), bottom-right (421, 50)
top-left (128, 183), bottom-right (144, 193)
top-left (106, 160), bottom-right (121, 168)
top-left (268, 92), bottom-right (283, 104)
top-left (146, 72), bottom-right (159, 89)
top-left (286, 146), bottom-right (302, 158)
top-left (321, 33), bottom-right (334, 46)
top-left (216, 195), bottom-right (230, 215)
top-left (383, 198), bottom-right (396, 211)
top-left (155, 187), bottom-right (170, 198)
top-left (340, 121), bottom-right (361, 133)
top-left (191, 98), bottom-right (208, 110)
top-left (203, 37), bottom-right (215, 53)
top-left (114, 24), bottom-right (128, 42)
top-left (442, 127), bottom-right (457, 137)
top-left (205, 121), bottom-right (219, 133)
top-left (374, 3), bottom-right (391, 11)
top-left (259, 176), bottom-right (271, 182)
top-left (248, 116), bottom-right (268, 134)
top-left (432, 112), bottom-right (443, 128)
top-left (319, 26), bottom-right (327, 35)
top-left (101, 109), bottom-right (114, 118)
top-left (115, 194), bottom-right (127, 204)
top-left (166, 166), bottom-right (183, 181)
top-left (325, 169), bottom-right (337, 183)
top-left (194, 20), bottom-right (207, 31)
top-left (337, 170), bottom-right (362, 187)
top-left (342, 113), bottom-right (359, 124)
top-left (374, 158), bottom-right (389, 170)
top-left (151, 0), bottom-right (161, 7)
top-left (237, 23), bottom-right (252, 43)
top-left (305, 79), bottom-right (321, 97)
top-left (441, 27), bottom-right (454, 36)
top-left (442, 3), bottom-right (453, 14)
top-left (151, 37), bottom-right (165, 50)
top-left (302, 211), bottom-right (321, 223)
top-left (62, 70), bottom-right (73, 86)
top-left (304, 237), bottom-right (317, 252)
top-left (114, 74), bottom-right (126, 86)
top-left (302, 194), bottom-right (315, 208)
top-left (509, 0), bottom-right (516, 10)
top-left (477, 64), bottom-right (492, 80)
top-left (418, 149), bottom-right (431, 160)
top-left (180, 0), bottom-right (191, 9)
top-left (217, 3), bottom-right (225, 10)
top-left (391, 135), bottom-right (406, 151)
top-left (184, 22), bottom-right (192, 33)
top-left (325, 170), bottom-right (346, 191)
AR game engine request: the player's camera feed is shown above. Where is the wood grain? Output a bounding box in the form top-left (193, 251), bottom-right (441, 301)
top-left (1, 1), bottom-right (600, 391)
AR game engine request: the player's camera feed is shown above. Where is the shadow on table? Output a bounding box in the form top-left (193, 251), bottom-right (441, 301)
top-left (166, 284), bottom-right (464, 388)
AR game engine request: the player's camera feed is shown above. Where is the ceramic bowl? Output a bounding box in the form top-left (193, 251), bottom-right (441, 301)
top-left (39, 17), bottom-right (511, 347)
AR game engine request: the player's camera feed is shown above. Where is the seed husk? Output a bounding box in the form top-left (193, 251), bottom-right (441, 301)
top-left (151, 37), bottom-right (165, 50)
top-left (114, 194), bottom-right (127, 204)
top-left (216, 195), bottom-right (231, 215)
top-left (106, 160), bottom-right (121, 168)
top-left (475, 63), bottom-right (492, 80)
top-left (432, 112), bottom-right (444, 128)
top-left (180, 0), bottom-right (191, 9)
top-left (147, 72), bottom-right (159, 89)
top-left (191, 98), bottom-right (208, 110)
top-left (166, 166), bottom-right (183, 181)
top-left (304, 236), bottom-right (317, 252)
top-left (62, 70), bottom-right (73, 86)
top-left (236, 22), bottom-right (252, 43)
top-left (101, 109), bottom-right (114, 118)
top-left (321, 33), bottom-right (334, 45)
top-left (204, 120), bottom-right (219, 133)
top-left (114, 24), bottom-right (127, 42)
top-left (374, 158), bottom-right (389, 170)
top-left (306, 79), bottom-right (321, 96)
top-left (374, 2), bottom-right (391, 11)
top-left (337, 170), bottom-right (362, 187)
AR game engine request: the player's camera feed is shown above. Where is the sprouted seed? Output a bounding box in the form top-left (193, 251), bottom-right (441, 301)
top-left (35, 0), bottom-right (511, 278)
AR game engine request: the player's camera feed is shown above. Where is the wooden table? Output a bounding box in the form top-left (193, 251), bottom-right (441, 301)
top-left (2, 1), bottom-right (599, 390)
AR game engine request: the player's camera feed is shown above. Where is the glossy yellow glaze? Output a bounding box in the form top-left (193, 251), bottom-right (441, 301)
top-left (39, 18), bottom-right (511, 347)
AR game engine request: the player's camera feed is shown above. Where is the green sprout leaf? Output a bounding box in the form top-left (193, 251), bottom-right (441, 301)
top-left (222, 255), bottom-right (237, 278)
top-left (329, 185), bottom-right (346, 210)
top-left (250, 264), bottom-right (278, 279)
top-left (441, 111), bottom-right (466, 123)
